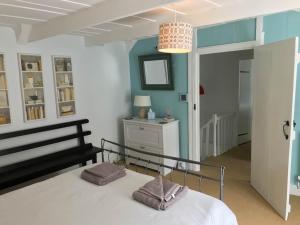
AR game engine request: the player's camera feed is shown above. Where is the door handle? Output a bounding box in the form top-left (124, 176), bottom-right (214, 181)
top-left (283, 120), bottom-right (290, 140)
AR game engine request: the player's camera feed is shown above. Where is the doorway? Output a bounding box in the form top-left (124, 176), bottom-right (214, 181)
top-left (190, 38), bottom-right (298, 220)
top-left (199, 49), bottom-right (253, 160)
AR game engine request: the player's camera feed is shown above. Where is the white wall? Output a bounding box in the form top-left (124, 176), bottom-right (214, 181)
top-left (0, 27), bottom-right (131, 165)
top-left (85, 44), bottom-right (131, 146)
top-left (200, 50), bottom-right (253, 126)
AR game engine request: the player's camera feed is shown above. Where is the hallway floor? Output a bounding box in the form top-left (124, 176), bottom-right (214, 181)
top-left (186, 143), bottom-right (300, 225)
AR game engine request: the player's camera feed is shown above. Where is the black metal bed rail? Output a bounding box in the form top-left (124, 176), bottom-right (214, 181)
top-left (0, 131), bottom-right (91, 156)
top-left (0, 120), bottom-right (98, 190)
top-left (100, 138), bottom-right (225, 201)
top-left (0, 119), bottom-right (89, 140)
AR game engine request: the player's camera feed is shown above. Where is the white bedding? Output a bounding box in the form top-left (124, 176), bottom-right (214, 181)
top-left (0, 164), bottom-right (238, 225)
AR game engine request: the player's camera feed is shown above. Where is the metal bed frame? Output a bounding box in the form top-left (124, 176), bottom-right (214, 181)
top-left (100, 138), bottom-right (225, 201)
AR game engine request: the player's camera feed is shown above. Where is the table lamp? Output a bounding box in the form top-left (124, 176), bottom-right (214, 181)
top-left (134, 96), bottom-right (151, 119)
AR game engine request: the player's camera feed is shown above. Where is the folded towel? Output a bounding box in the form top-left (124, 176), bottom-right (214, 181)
top-left (84, 162), bottom-right (125, 179)
top-left (163, 178), bottom-right (184, 203)
top-left (81, 169), bottom-right (126, 186)
top-left (81, 163), bottom-right (126, 186)
top-left (139, 175), bottom-right (164, 201)
top-left (133, 175), bottom-right (188, 210)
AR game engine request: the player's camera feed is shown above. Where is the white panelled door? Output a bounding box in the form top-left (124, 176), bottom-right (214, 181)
top-left (251, 38), bottom-right (298, 220)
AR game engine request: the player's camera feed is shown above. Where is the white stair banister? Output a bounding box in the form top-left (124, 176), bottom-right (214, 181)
top-left (200, 112), bottom-right (236, 160)
top-left (213, 114), bottom-right (218, 157)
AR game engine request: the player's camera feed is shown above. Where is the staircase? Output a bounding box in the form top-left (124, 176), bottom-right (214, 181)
top-left (200, 113), bottom-right (236, 160)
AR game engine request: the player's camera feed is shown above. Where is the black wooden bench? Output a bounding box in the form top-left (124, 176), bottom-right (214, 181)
top-left (0, 119), bottom-right (101, 190)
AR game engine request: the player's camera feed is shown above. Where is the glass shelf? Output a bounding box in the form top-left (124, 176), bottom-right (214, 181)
top-left (59, 100), bottom-right (75, 103)
top-left (24, 86), bottom-right (44, 89)
top-left (55, 71), bottom-right (73, 74)
top-left (57, 85), bottom-right (73, 89)
top-left (52, 56), bottom-right (76, 117)
top-left (25, 102), bottom-right (45, 106)
top-left (19, 54), bottom-right (46, 122)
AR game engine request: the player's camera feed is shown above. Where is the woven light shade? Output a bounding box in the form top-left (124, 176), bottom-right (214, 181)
top-left (158, 22), bottom-right (193, 54)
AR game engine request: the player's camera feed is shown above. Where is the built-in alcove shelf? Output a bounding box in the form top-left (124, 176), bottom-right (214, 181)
top-left (23, 87), bottom-right (44, 90)
top-left (0, 54), bottom-right (11, 126)
top-left (18, 54), bottom-right (46, 122)
top-left (22, 71), bottom-right (43, 73)
top-left (52, 56), bottom-right (76, 117)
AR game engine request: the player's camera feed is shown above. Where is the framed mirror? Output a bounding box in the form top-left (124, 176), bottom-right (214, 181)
top-left (139, 53), bottom-right (173, 90)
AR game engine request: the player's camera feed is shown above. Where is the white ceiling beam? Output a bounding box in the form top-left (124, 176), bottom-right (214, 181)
top-left (162, 6), bottom-right (187, 15)
top-left (14, 24), bottom-right (32, 44)
top-left (85, 0), bottom-right (300, 46)
top-left (203, 0), bottom-right (222, 8)
top-left (27, 0), bottom-right (181, 42)
top-left (85, 19), bottom-right (166, 46)
top-left (132, 15), bottom-right (157, 23)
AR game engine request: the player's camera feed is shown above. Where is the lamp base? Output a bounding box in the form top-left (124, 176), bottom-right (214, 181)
top-left (138, 107), bottom-right (147, 119)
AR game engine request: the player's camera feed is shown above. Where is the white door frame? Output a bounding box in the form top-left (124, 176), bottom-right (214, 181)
top-left (188, 17), bottom-right (264, 165)
top-left (238, 59), bottom-right (253, 145)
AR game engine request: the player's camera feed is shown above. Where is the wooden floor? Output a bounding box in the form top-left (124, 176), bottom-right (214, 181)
top-left (162, 143), bottom-right (300, 225)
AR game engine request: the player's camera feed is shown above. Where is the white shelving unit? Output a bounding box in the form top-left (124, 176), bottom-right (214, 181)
top-left (0, 53), bottom-right (11, 125)
top-left (18, 54), bottom-right (46, 122)
top-left (52, 56), bottom-right (76, 117)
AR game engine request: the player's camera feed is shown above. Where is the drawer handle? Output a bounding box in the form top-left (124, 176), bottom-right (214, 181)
top-left (139, 127), bottom-right (144, 130)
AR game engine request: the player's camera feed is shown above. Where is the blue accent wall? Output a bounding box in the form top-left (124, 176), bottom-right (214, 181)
top-left (264, 11), bottom-right (300, 185)
top-left (129, 20), bottom-right (256, 159)
top-left (197, 19), bottom-right (256, 48)
top-left (129, 37), bottom-right (189, 158)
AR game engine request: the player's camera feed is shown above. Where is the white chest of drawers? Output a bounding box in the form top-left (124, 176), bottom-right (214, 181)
top-left (123, 118), bottom-right (179, 175)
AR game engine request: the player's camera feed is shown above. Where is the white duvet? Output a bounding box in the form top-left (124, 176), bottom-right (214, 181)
top-left (0, 164), bottom-right (238, 225)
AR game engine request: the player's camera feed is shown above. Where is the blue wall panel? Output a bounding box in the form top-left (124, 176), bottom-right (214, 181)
top-left (129, 37), bottom-right (189, 158)
top-left (197, 19), bottom-right (256, 48)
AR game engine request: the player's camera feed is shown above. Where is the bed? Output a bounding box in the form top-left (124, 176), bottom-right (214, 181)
top-left (0, 138), bottom-right (238, 225)
top-left (0, 164), bottom-right (237, 225)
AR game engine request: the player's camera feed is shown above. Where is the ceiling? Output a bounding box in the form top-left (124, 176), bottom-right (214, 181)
top-left (77, 0), bottom-right (226, 37)
top-left (0, 0), bottom-right (104, 25)
top-left (0, 0), bottom-right (228, 34)
top-left (0, 0), bottom-right (299, 45)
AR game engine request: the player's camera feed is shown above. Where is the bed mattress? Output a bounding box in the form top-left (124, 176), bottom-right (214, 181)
top-left (0, 164), bottom-right (238, 225)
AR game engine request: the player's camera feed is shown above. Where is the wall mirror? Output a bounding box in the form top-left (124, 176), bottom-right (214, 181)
top-left (139, 53), bottom-right (173, 90)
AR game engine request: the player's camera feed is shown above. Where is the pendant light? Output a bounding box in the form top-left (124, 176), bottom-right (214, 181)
top-left (158, 10), bottom-right (193, 54)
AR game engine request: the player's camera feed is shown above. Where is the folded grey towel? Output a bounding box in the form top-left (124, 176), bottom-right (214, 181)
top-left (133, 175), bottom-right (188, 210)
top-left (139, 175), bottom-right (164, 201)
top-left (81, 163), bottom-right (126, 186)
top-left (84, 162), bottom-right (125, 179)
top-left (81, 169), bottom-right (126, 186)
top-left (163, 178), bottom-right (184, 202)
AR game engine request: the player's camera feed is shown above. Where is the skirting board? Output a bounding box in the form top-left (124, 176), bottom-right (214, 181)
top-left (290, 184), bottom-right (300, 196)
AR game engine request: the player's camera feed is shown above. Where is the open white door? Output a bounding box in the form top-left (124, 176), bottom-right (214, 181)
top-left (251, 38), bottom-right (298, 220)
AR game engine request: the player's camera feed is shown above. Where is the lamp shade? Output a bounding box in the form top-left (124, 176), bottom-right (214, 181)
top-left (158, 22), bottom-right (193, 54)
top-left (134, 96), bottom-right (151, 107)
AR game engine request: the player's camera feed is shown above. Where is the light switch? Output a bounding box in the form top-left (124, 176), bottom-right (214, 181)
top-left (179, 93), bottom-right (188, 102)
